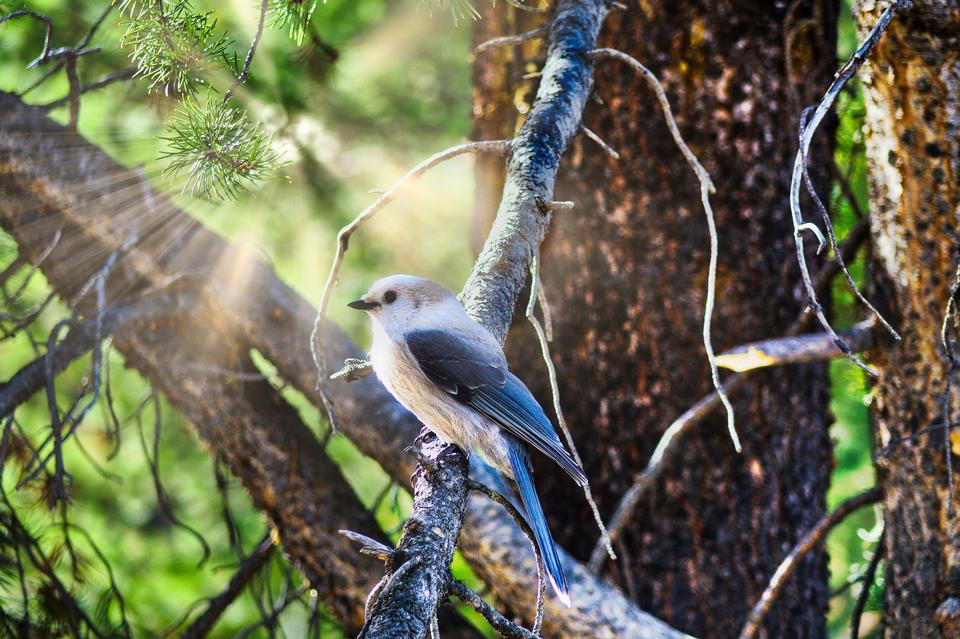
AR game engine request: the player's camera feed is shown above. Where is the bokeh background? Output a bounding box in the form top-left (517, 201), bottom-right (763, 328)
top-left (0, 1), bottom-right (880, 636)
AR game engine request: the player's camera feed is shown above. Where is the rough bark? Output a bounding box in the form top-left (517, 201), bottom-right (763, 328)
top-left (0, 92), bottom-right (683, 638)
top-left (361, 436), bottom-right (468, 639)
top-left (474, 2), bottom-right (837, 637)
top-left (856, 1), bottom-right (960, 635)
top-left (461, 0), bottom-right (608, 341)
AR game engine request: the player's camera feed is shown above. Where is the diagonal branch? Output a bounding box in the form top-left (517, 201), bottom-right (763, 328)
top-left (738, 487), bottom-right (883, 639)
top-left (715, 322), bottom-right (876, 372)
top-left (182, 535), bottom-right (276, 639)
top-left (0, 286), bottom-right (194, 419)
top-left (0, 91), bottom-right (688, 639)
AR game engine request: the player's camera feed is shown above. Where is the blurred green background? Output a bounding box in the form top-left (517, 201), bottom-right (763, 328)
top-left (0, 1), bottom-right (881, 637)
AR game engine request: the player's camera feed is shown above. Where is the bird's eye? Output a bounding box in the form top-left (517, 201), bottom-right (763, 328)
top-left (384, 290), bottom-right (398, 304)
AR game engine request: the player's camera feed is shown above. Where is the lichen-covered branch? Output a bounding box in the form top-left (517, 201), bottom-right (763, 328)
top-left (460, 0), bottom-right (608, 341)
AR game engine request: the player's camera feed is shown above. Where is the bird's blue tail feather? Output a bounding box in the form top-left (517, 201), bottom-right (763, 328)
top-left (507, 443), bottom-right (571, 606)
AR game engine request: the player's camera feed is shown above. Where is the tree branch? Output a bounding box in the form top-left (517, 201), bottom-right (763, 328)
top-left (738, 487), bottom-right (883, 639)
top-left (450, 579), bottom-right (538, 639)
top-left (716, 322), bottom-right (876, 372)
top-left (850, 527), bottom-right (884, 639)
top-left (182, 535), bottom-right (276, 639)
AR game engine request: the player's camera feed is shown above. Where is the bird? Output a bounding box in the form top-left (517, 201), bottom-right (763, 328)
top-left (347, 274), bottom-right (587, 606)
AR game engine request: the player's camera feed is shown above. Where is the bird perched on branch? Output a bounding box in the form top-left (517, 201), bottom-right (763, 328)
top-left (348, 274), bottom-right (587, 606)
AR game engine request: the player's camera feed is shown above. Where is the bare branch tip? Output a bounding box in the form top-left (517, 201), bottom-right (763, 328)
top-left (339, 529), bottom-right (394, 562)
top-left (330, 358), bottom-right (373, 382)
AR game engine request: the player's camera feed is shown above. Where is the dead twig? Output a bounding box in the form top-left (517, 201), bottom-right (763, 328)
top-left (0, 10), bottom-right (54, 64)
top-left (941, 261), bottom-right (960, 514)
top-left (788, 0), bottom-right (910, 377)
top-left (182, 535), bottom-right (275, 639)
top-left (467, 478), bottom-right (545, 635)
top-left (311, 140), bottom-right (512, 429)
top-left (223, 0), bottom-right (268, 103)
top-left (449, 579), bottom-right (540, 639)
top-left (330, 358), bottom-right (374, 382)
top-left (738, 487), bottom-right (883, 639)
top-left (474, 26), bottom-right (548, 54)
top-left (525, 253), bottom-right (614, 563)
top-left (716, 322), bottom-right (876, 372)
top-left (340, 529), bottom-right (394, 563)
top-left (580, 125), bottom-right (620, 160)
top-left (799, 108), bottom-right (899, 341)
top-left (40, 68), bottom-right (137, 110)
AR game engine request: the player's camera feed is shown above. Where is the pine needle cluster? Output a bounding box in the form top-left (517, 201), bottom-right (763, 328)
top-left (117, 0), bottom-right (309, 200)
top-left (120, 0), bottom-right (234, 95)
top-left (161, 100), bottom-right (283, 201)
top-left (423, 0), bottom-right (481, 22)
top-left (269, 0), bottom-right (319, 46)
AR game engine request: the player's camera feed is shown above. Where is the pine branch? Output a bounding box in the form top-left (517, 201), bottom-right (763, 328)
top-left (120, 0), bottom-right (235, 96)
top-left (160, 100), bottom-right (285, 201)
top-left (269, 0), bottom-right (318, 46)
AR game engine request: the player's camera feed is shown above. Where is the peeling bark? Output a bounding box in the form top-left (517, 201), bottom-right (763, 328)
top-left (856, 1), bottom-right (960, 635)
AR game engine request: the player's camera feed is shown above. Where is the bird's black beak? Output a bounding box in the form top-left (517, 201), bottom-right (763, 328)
top-left (347, 299), bottom-right (379, 311)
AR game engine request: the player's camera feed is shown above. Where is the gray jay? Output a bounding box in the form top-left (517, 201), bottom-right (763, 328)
top-left (348, 274), bottom-right (586, 605)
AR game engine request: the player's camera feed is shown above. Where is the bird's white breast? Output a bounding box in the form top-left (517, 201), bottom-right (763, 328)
top-left (367, 323), bottom-right (512, 476)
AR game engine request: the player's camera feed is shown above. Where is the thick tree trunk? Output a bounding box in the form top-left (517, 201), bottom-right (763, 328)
top-left (857, 1), bottom-right (960, 636)
top-left (474, 2), bottom-right (838, 637)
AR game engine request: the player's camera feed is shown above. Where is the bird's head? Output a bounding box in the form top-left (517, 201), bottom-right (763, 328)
top-left (348, 274), bottom-right (459, 333)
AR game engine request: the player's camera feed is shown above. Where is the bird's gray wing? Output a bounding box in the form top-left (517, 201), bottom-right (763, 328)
top-left (405, 329), bottom-right (586, 485)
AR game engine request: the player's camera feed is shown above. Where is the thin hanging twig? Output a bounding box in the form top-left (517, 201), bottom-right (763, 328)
top-left (590, 47), bottom-right (739, 452)
top-left (788, 0), bottom-right (911, 377)
top-left (525, 252), bottom-right (615, 562)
